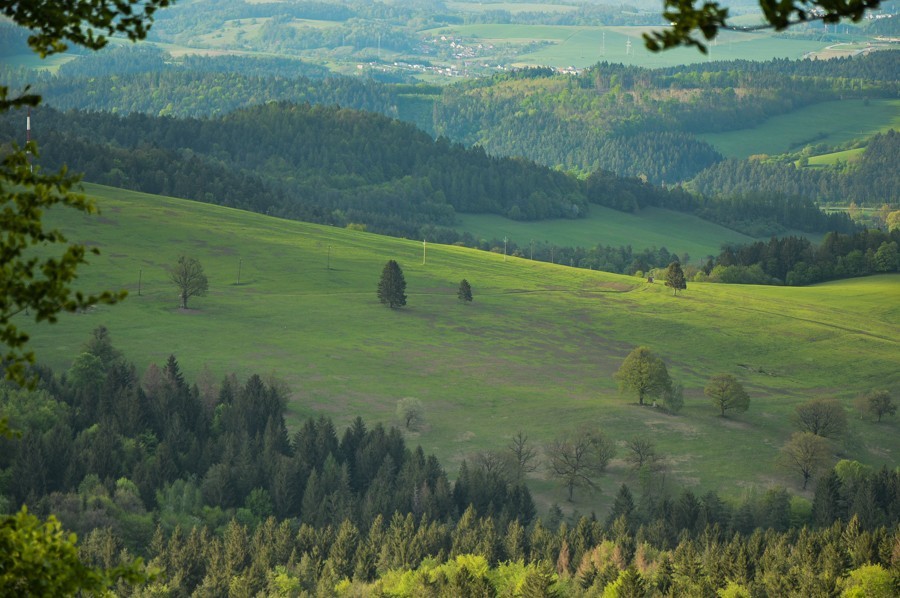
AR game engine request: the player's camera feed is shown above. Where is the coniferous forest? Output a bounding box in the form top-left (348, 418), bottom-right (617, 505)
top-left (3, 329), bottom-right (900, 595)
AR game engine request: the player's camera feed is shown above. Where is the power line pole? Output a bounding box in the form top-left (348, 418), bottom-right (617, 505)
top-left (504, 236), bottom-right (508, 261)
top-left (422, 238), bottom-right (426, 265)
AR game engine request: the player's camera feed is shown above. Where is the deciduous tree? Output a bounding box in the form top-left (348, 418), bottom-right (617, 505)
top-left (625, 436), bottom-right (659, 471)
top-left (396, 397), bottom-right (424, 431)
top-left (704, 374), bottom-right (750, 417)
top-left (168, 256), bottom-right (208, 309)
top-left (779, 431), bottom-right (831, 489)
top-left (794, 398), bottom-right (848, 439)
top-left (507, 431), bottom-right (537, 484)
top-left (854, 390), bottom-right (896, 423)
top-left (546, 427), bottom-right (615, 501)
top-left (377, 260), bottom-right (406, 308)
top-left (614, 346), bottom-right (672, 406)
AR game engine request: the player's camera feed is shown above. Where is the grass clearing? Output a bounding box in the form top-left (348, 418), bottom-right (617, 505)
top-left (455, 206), bottom-right (757, 262)
top-left (805, 147), bottom-right (866, 167)
top-left (424, 24), bottom-right (834, 68)
top-left (699, 99), bottom-right (900, 159)
top-left (24, 183), bottom-right (900, 512)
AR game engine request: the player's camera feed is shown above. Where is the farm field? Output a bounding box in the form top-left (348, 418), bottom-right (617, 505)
top-left (698, 99), bottom-right (900, 159)
top-left (454, 207), bottom-right (757, 262)
top-left (25, 183), bottom-right (900, 512)
top-left (424, 24), bottom-right (835, 68)
top-left (805, 146), bottom-right (866, 167)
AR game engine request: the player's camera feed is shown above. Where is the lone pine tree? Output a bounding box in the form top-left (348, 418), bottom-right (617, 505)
top-left (377, 260), bottom-right (407, 308)
top-left (665, 261), bottom-right (687, 296)
top-left (458, 279), bottom-right (473, 302)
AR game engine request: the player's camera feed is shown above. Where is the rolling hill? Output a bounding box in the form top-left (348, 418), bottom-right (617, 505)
top-left (25, 183), bottom-right (900, 511)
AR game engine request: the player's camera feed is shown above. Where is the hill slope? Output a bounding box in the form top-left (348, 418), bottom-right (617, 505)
top-left (26, 184), bottom-right (900, 509)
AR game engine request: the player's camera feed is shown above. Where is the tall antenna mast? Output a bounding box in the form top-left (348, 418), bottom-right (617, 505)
top-left (26, 108), bottom-right (32, 172)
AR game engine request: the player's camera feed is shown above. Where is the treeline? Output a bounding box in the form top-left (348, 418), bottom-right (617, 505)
top-left (700, 228), bottom-right (900, 285)
top-left (73, 491), bottom-right (900, 595)
top-left (7, 45), bottom-right (393, 118)
top-left (3, 102), bottom-right (587, 238)
top-left (10, 101), bottom-right (852, 242)
top-left (0, 329), bottom-right (535, 553)
top-left (689, 130), bottom-right (900, 207)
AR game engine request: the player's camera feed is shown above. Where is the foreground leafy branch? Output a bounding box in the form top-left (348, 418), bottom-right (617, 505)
top-left (0, 507), bottom-right (149, 594)
top-left (0, 144), bottom-right (125, 385)
top-left (645, 0), bottom-right (883, 53)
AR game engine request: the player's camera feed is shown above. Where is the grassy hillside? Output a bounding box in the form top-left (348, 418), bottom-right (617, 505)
top-left (698, 99), bottom-right (900, 159)
top-left (455, 206), bottom-right (757, 261)
top-left (425, 24), bottom-right (834, 69)
top-left (24, 183), bottom-right (900, 512)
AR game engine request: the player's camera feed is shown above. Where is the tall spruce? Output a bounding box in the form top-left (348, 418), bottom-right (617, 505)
top-left (664, 261), bottom-right (687, 296)
top-left (377, 260), bottom-right (407, 308)
top-left (457, 279), bottom-right (473, 302)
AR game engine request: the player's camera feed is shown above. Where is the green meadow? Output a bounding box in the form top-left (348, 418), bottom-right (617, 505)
top-left (454, 207), bottom-right (756, 262)
top-left (805, 146), bottom-right (865, 167)
top-left (424, 24), bottom-right (833, 68)
top-left (699, 99), bottom-right (900, 159)
top-left (24, 183), bottom-right (900, 512)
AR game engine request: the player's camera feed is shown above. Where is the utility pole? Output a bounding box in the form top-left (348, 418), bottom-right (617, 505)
top-left (530, 239), bottom-right (534, 260)
top-left (327, 246), bottom-right (331, 270)
top-left (504, 236), bottom-right (508, 261)
top-left (422, 239), bottom-right (426, 265)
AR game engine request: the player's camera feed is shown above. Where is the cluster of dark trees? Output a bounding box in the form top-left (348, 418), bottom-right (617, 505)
top-left (0, 329), bottom-right (535, 551)
top-left (700, 228), bottom-right (900, 285)
top-left (4, 102), bottom-right (587, 236)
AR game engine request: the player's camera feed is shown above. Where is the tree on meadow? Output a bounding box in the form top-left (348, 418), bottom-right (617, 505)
top-left (614, 346), bottom-right (673, 406)
top-left (168, 256), bottom-right (208, 309)
top-left (396, 397), bottom-right (424, 431)
top-left (377, 260), bottom-right (406, 308)
top-left (794, 398), bottom-right (847, 439)
top-left (457, 279), bottom-right (473, 302)
top-left (704, 374), bottom-right (750, 417)
top-left (854, 390), bottom-right (896, 422)
top-left (778, 431), bottom-right (831, 489)
top-left (546, 427), bottom-right (615, 501)
top-left (664, 261), bottom-right (687, 296)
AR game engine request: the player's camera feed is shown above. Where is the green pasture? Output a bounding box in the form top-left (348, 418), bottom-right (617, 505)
top-left (454, 207), bottom-right (756, 262)
top-left (22, 183), bottom-right (900, 512)
top-left (423, 24), bottom-right (833, 68)
top-left (699, 99), bottom-right (900, 159)
top-left (805, 146), bottom-right (866, 167)
top-left (1, 53), bottom-right (75, 72)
